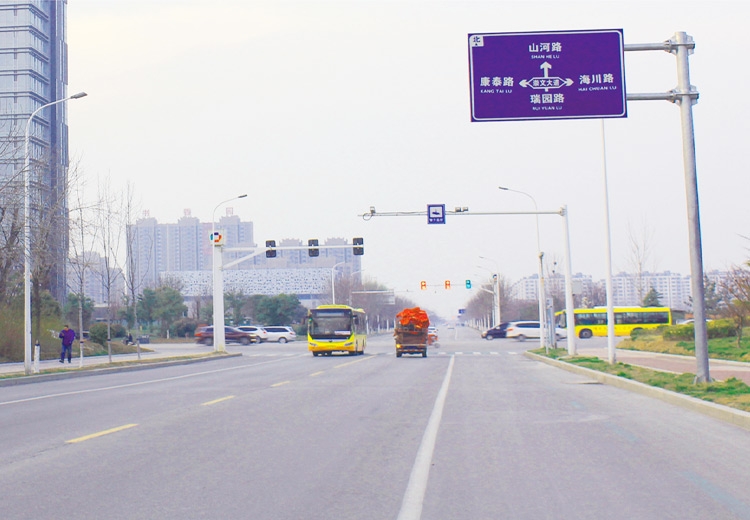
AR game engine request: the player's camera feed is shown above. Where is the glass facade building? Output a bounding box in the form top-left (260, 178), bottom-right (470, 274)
top-left (0, 0), bottom-right (70, 300)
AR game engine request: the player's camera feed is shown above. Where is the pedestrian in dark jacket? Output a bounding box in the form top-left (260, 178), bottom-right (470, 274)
top-left (59, 325), bottom-right (75, 363)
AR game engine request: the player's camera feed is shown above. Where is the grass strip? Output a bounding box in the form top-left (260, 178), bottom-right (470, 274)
top-left (535, 348), bottom-right (750, 413)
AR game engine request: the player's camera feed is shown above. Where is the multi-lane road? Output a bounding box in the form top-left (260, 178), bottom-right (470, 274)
top-left (2, 327), bottom-right (750, 519)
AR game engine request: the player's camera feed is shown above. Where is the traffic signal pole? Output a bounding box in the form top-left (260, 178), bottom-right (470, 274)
top-left (362, 206), bottom-right (577, 356)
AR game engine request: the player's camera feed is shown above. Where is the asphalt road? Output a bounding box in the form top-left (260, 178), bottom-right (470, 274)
top-left (2, 328), bottom-right (750, 520)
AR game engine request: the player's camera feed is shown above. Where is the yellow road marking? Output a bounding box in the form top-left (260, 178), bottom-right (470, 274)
top-left (271, 380), bottom-right (291, 387)
top-left (309, 371), bottom-right (325, 377)
top-left (66, 423), bottom-right (138, 444)
top-left (202, 395), bottom-right (235, 406)
top-left (334, 355), bottom-right (374, 370)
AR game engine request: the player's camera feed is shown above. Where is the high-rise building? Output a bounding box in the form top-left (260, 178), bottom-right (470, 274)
top-left (128, 211), bottom-right (363, 308)
top-left (0, 0), bottom-right (71, 300)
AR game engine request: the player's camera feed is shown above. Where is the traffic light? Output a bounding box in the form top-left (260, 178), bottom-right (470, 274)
top-left (465, 279), bottom-right (472, 289)
top-left (444, 280), bottom-right (451, 290)
top-left (353, 237), bottom-right (364, 255)
top-left (308, 239), bottom-right (319, 257)
top-left (420, 281), bottom-right (427, 290)
top-left (265, 240), bottom-right (276, 258)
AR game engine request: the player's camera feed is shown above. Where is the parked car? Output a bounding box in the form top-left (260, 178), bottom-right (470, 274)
top-left (195, 326), bottom-right (256, 346)
top-left (482, 322), bottom-right (509, 340)
top-left (263, 326), bottom-right (297, 343)
top-left (237, 325), bottom-right (268, 342)
top-left (505, 321), bottom-right (567, 342)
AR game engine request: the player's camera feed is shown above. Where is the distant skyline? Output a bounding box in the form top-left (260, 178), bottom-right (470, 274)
top-left (67, 1), bottom-right (750, 318)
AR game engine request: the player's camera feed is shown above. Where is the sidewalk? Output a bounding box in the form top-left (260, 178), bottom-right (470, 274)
top-left (0, 343), bottom-right (221, 379)
top-left (575, 345), bottom-right (750, 385)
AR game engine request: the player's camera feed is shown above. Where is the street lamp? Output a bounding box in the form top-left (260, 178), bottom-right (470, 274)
top-left (23, 92), bottom-right (87, 375)
top-left (330, 261), bottom-right (346, 304)
top-left (498, 186), bottom-right (547, 352)
top-left (348, 269), bottom-right (364, 306)
top-left (211, 194), bottom-right (247, 353)
top-left (478, 256), bottom-right (500, 327)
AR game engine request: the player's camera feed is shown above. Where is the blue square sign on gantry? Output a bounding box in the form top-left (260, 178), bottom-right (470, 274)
top-left (427, 204), bottom-right (446, 224)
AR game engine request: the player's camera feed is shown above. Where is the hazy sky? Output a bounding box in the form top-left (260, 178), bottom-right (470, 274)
top-left (67, 0), bottom-right (749, 319)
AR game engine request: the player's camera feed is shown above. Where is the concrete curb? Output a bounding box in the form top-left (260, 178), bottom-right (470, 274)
top-left (0, 353), bottom-right (243, 387)
top-left (525, 351), bottom-right (750, 432)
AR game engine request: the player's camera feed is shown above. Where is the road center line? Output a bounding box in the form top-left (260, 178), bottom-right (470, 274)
top-left (66, 423), bottom-right (138, 444)
top-left (271, 381), bottom-right (290, 387)
top-left (202, 395), bottom-right (235, 406)
top-left (333, 355), bottom-right (375, 369)
top-left (397, 355), bottom-right (455, 520)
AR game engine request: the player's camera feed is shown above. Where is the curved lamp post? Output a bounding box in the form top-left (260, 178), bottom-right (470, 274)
top-left (478, 256), bottom-right (500, 327)
top-left (330, 262), bottom-right (346, 305)
top-left (24, 92), bottom-right (87, 375)
top-left (498, 186), bottom-right (547, 352)
top-left (211, 194), bottom-right (247, 352)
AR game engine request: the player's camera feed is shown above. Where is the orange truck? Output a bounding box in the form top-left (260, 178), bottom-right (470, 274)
top-left (394, 307), bottom-right (430, 358)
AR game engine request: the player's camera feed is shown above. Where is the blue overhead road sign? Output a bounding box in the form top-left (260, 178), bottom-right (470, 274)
top-left (427, 204), bottom-right (446, 224)
top-left (469, 29), bottom-right (627, 122)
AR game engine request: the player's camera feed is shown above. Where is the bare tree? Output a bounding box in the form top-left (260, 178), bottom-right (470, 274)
top-left (626, 220), bottom-right (655, 304)
top-left (121, 181), bottom-right (150, 355)
top-left (66, 160), bottom-right (100, 359)
top-left (720, 265), bottom-right (750, 348)
top-left (95, 176), bottom-right (124, 362)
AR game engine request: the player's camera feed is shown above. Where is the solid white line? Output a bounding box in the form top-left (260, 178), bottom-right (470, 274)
top-left (0, 355), bottom-right (304, 407)
top-left (397, 355), bottom-right (455, 520)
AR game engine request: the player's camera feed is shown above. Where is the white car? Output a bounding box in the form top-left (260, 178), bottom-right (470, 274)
top-left (263, 326), bottom-right (297, 343)
top-left (506, 321), bottom-right (567, 342)
top-left (237, 325), bottom-right (268, 342)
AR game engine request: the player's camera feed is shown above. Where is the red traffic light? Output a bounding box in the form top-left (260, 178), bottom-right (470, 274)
top-left (444, 280), bottom-right (451, 289)
top-left (420, 281), bottom-right (427, 290)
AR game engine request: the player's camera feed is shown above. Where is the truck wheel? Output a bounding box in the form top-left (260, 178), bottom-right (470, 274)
top-left (396, 352), bottom-right (402, 357)
top-left (312, 352), bottom-right (319, 356)
top-left (422, 351), bottom-right (427, 358)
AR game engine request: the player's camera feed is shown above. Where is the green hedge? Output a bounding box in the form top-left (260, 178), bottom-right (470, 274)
top-left (89, 323), bottom-right (127, 347)
top-left (661, 319), bottom-right (737, 341)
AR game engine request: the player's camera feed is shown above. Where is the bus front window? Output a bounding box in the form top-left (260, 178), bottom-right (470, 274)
top-left (310, 313), bottom-right (352, 339)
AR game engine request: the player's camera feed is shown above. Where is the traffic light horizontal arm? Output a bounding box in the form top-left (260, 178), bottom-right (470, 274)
top-left (361, 208), bottom-right (564, 219)
top-left (222, 244), bottom-right (359, 269)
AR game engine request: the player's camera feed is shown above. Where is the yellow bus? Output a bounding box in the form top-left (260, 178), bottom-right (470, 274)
top-left (307, 305), bottom-right (367, 356)
top-left (555, 306), bottom-right (672, 339)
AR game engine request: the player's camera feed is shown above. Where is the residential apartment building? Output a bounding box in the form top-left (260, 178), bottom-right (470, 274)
top-left (129, 211), bottom-right (362, 307)
top-left (67, 251), bottom-right (125, 306)
top-left (511, 270), bottom-right (726, 312)
top-left (0, 0), bottom-right (72, 300)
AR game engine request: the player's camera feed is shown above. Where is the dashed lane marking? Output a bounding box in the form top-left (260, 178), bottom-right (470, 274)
top-left (66, 424), bottom-right (138, 444)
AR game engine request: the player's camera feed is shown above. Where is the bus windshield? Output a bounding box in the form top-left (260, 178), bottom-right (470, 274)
top-left (309, 310), bottom-right (353, 340)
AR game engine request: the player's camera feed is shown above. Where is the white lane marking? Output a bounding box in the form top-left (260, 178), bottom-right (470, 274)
top-left (397, 355), bottom-right (455, 520)
top-left (0, 355), bottom-right (304, 407)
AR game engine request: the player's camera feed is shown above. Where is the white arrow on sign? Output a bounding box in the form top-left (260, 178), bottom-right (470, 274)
top-left (519, 62), bottom-right (573, 92)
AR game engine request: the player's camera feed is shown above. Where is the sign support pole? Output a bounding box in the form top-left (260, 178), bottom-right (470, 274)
top-left (625, 32), bottom-right (709, 382)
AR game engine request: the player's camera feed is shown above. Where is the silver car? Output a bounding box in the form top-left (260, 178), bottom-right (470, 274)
top-left (237, 325), bottom-right (268, 343)
top-left (263, 326), bottom-right (297, 343)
